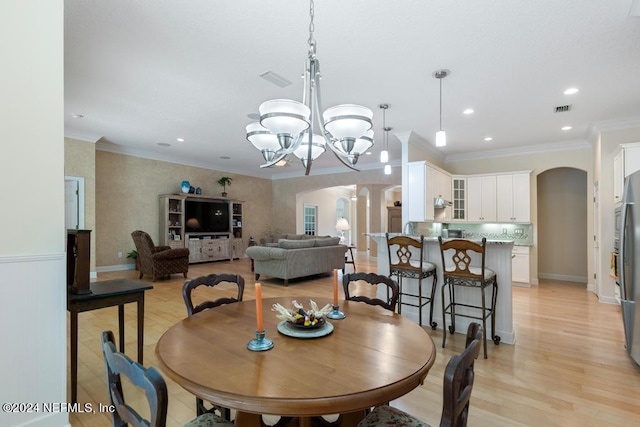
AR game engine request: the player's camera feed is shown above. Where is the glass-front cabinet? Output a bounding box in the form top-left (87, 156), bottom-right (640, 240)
top-left (452, 177), bottom-right (466, 221)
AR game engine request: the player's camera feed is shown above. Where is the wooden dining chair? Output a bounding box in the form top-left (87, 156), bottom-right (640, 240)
top-left (100, 331), bottom-right (234, 427)
top-left (356, 323), bottom-right (483, 427)
top-left (182, 273), bottom-right (245, 317)
top-left (343, 272), bottom-right (399, 312)
top-left (182, 273), bottom-right (245, 419)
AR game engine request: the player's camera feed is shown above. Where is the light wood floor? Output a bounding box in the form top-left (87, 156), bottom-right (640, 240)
top-left (69, 256), bottom-right (640, 426)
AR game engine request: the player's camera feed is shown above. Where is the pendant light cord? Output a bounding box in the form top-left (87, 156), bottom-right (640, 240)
top-left (439, 77), bottom-right (443, 131)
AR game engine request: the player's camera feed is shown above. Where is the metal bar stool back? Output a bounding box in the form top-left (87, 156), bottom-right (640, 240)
top-left (386, 233), bottom-right (438, 329)
top-left (438, 236), bottom-right (500, 358)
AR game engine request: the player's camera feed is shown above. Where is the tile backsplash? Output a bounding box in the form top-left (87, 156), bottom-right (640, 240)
top-left (410, 222), bottom-right (533, 245)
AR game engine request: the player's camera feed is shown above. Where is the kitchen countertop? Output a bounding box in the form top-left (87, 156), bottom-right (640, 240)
top-left (367, 233), bottom-right (515, 246)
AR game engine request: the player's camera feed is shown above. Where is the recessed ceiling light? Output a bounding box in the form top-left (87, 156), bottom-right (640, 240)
top-left (561, 126), bottom-right (572, 131)
top-left (564, 87), bottom-right (579, 95)
top-left (219, 156), bottom-right (231, 160)
top-left (176, 138), bottom-right (185, 142)
top-left (71, 114), bottom-right (84, 119)
top-left (157, 142), bottom-right (171, 147)
top-left (484, 137), bottom-right (493, 141)
top-left (463, 109), bottom-right (474, 115)
top-left (365, 151), bottom-right (372, 155)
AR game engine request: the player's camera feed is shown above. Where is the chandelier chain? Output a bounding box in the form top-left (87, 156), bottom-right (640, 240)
top-left (308, 0), bottom-right (315, 49)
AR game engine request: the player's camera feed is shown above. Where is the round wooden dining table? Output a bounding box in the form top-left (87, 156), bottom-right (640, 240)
top-left (156, 297), bottom-right (436, 427)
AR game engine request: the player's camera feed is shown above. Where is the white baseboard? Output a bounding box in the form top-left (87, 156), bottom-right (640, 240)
top-left (538, 272), bottom-right (588, 283)
top-left (96, 263), bottom-right (135, 273)
top-left (598, 295), bottom-right (619, 305)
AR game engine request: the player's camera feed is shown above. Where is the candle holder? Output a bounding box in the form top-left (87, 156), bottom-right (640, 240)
top-left (326, 304), bottom-right (345, 319)
top-left (247, 330), bottom-right (274, 351)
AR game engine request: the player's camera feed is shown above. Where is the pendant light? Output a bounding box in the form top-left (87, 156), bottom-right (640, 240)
top-left (433, 69), bottom-right (449, 147)
top-left (379, 104), bottom-right (389, 163)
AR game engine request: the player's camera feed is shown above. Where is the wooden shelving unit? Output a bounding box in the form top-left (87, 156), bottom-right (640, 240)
top-left (159, 194), bottom-right (245, 262)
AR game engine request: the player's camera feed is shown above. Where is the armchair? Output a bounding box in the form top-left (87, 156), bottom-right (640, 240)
top-left (131, 230), bottom-right (190, 282)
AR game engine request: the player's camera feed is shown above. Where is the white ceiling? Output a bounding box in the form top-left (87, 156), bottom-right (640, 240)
top-left (64, 0), bottom-right (640, 179)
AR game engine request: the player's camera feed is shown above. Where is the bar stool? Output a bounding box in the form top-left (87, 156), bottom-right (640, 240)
top-left (438, 236), bottom-right (500, 358)
top-left (386, 233), bottom-right (437, 329)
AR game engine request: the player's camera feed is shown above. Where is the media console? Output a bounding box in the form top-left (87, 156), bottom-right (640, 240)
top-left (159, 194), bottom-right (244, 263)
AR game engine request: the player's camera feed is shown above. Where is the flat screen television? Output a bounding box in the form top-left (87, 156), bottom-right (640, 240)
top-left (185, 199), bottom-right (230, 233)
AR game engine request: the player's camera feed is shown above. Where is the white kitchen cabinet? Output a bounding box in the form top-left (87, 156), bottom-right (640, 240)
top-left (614, 144), bottom-right (640, 204)
top-left (452, 177), bottom-right (466, 221)
top-left (424, 166), bottom-right (437, 221)
top-left (467, 175), bottom-right (496, 222)
top-left (436, 169), bottom-right (452, 221)
top-left (406, 161), bottom-right (451, 222)
top-left (512, 245), bottom-right (530, 285)
top-left (496, 173), bottom-right (531, 223)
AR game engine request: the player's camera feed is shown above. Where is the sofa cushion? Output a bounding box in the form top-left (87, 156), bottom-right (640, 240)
top-left (313, 237), bottom-right (341, 247)
top-left (278, 239), bottom-right (316, 249)
top-left (284, 234), bottom-right (304, 240)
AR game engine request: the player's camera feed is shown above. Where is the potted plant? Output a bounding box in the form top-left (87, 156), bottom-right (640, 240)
top-left (217, 176), bottom-right (233, 197)
top-left (127, 250), bottom-right (140, 271)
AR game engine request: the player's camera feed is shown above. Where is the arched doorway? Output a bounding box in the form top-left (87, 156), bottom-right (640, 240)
top-left (537, 167), bottom-right (588, 284)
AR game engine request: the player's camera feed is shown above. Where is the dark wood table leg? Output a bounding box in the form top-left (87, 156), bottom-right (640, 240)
top-left (137, 295), bottom-right (145, 363)
top-left (70, 310), bottom-right (78, 404)
top-left (118, 304), bottom-right (125, 353)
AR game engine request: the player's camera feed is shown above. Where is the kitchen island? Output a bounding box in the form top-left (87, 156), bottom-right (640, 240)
top-left (368, 233), bottom-right (515, 345)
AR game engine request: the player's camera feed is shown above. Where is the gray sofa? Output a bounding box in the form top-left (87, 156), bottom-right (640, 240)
top-left (246, 234), bottom-right (347, 286)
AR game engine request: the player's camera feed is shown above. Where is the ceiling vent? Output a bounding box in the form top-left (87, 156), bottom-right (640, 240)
top-left (259, 71), bottom-right (292, 88)
top-left (554, 104), bottom-right (572, 113)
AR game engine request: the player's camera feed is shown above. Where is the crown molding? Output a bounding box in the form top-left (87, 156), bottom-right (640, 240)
top-left (269, 159), bottom-right (402, 180)
top-left (445, 139), bottom-right (592, 163)
top-left (590, 115), bottom-right (640, 133)
top-left (95, 141), bottom-right (268, 179)
top-left (64, 130), bottom-right (102, 143)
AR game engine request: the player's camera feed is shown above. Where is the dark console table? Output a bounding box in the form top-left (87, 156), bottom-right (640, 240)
top-left (67, 279), bottom-right (153, 403)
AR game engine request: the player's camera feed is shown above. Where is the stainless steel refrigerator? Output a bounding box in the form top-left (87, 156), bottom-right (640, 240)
top-left (620, 170), bottom-right (640, 366)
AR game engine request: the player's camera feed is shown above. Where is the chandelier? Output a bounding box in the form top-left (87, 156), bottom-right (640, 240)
top-left (246, 0), bottom-right (374, 175)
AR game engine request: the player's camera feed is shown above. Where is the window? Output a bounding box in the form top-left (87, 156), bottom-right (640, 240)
top-left (303, 205), bottom-right (317, 236)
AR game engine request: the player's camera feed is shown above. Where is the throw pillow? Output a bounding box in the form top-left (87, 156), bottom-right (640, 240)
top-left (278, 239), bottom-right (316, 249)
top-left (314, 237), bottom-right (341, 247)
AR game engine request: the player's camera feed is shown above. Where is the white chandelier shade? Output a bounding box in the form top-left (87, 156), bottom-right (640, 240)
top-left (293, 132), bottom-right (326, 162)
top-left (322, 104), bottom-right (373, 140)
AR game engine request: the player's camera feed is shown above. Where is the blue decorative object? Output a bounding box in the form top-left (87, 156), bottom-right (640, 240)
top-left (181, 181), bottom-right (190, 193)
top-left (327, 304), bottom-right (346, 319)
top-left (195, 187), bottom-right (202, 195)
top-left (247, 330), bottom-right (274, 351)
top-left (189, 186), bottom-right (195, 194)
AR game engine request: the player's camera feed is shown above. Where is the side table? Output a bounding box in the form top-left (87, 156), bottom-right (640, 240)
top-left (67, 279), bottom-right (153, 403)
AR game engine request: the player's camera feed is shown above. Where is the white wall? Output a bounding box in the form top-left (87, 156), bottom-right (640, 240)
top-left (297, 186), bottom-right (354, 244)
top-left (0, 1), bottom-right (67, 427)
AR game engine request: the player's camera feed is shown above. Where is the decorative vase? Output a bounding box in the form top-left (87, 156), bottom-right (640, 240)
top-left (195, 187), bottom-right (202, 195)
top-left (181, 181), bottom-right (190, 194)
top-left (189, 186), bottom-right (195, 194)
